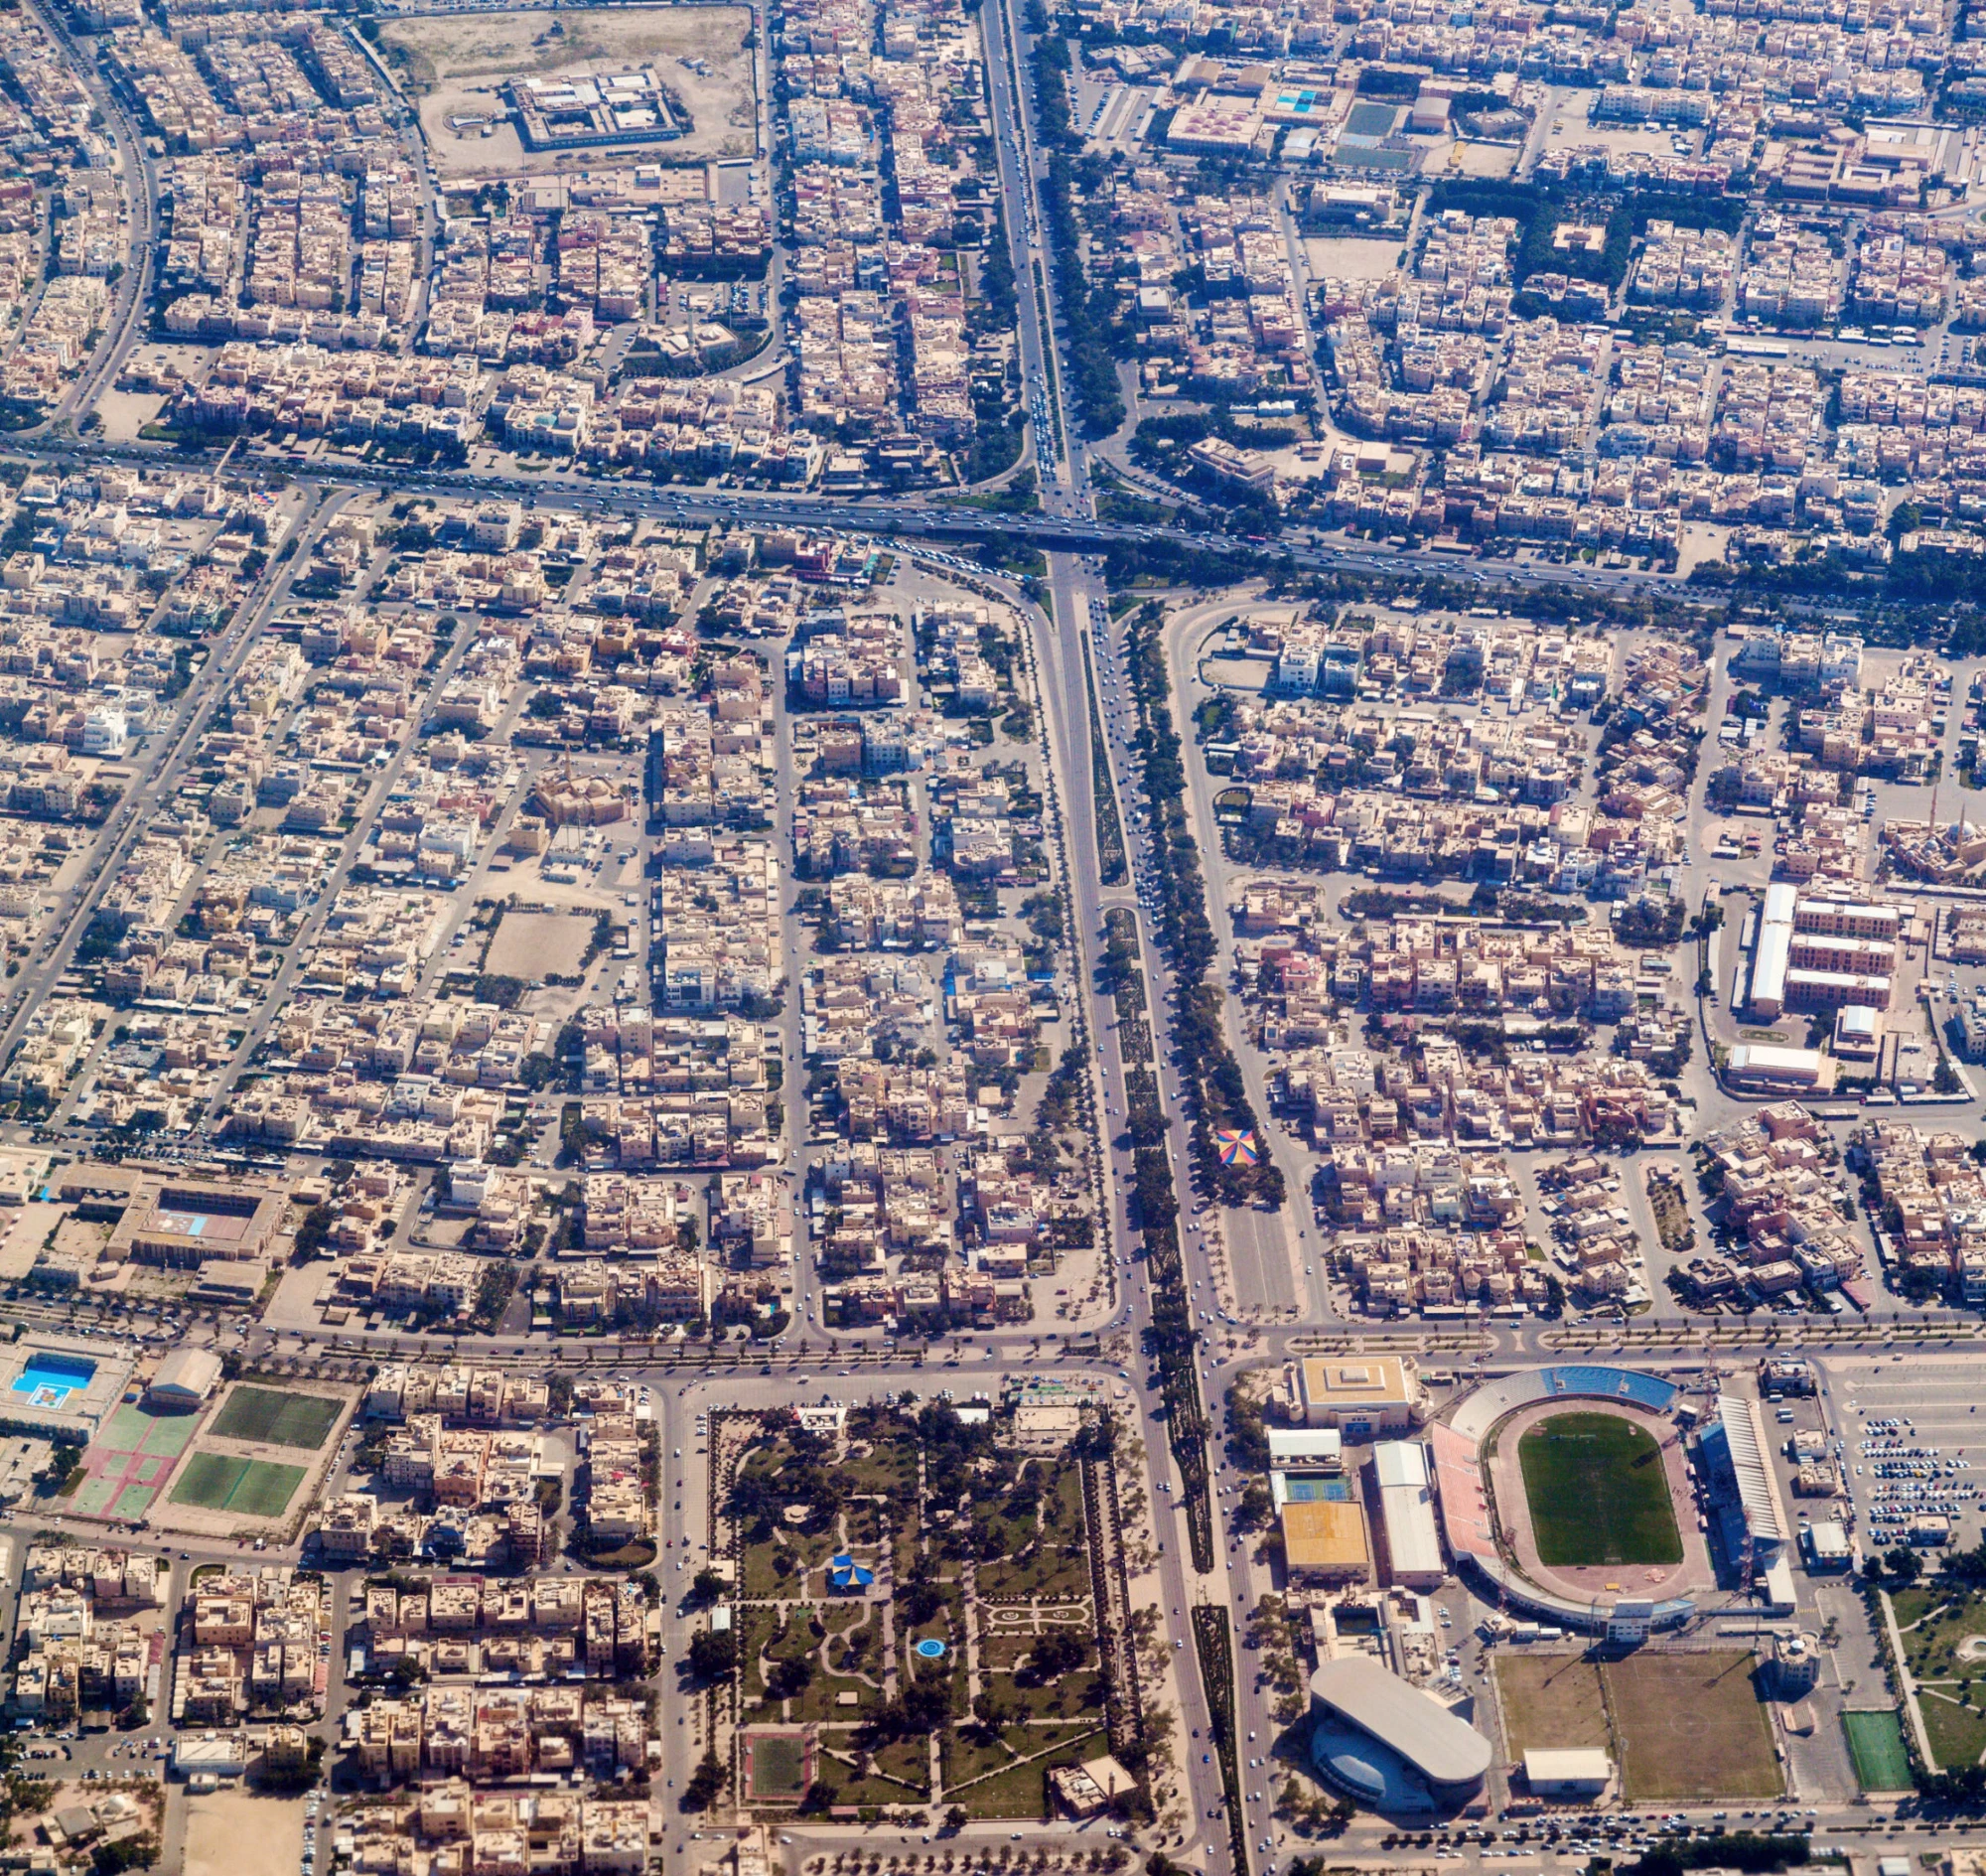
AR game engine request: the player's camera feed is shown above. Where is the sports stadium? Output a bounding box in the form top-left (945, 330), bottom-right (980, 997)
top-left (1432, 1365), bottom-right (1714, 1636)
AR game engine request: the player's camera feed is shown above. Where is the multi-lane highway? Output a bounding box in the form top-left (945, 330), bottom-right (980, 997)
top-left (0, 425), bottom-right (1733, 607)
top-left (967, 14), bottom-right (1258, 1854)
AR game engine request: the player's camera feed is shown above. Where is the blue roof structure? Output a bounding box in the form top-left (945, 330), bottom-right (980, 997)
top-left (827, 1553), bottom-right (875, 1592)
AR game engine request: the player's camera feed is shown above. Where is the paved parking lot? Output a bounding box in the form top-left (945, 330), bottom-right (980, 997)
top-left (1819, 1353), bottom-right (1986, 1552)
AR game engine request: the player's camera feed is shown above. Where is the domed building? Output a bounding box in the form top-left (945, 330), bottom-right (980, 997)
top-left (1307, 1657), bottom-right (1491, 1812)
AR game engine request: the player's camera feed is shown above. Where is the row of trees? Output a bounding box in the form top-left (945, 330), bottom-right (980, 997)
top-left (1025, 9), bottom-right (1127, 438)
top-left (1123, 604), bottom-right (1283, 1209)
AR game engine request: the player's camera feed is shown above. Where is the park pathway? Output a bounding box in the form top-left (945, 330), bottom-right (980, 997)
top-left (961, 1557), bottom-right (984, 1713)
top-left (1884, 1589), bottom-right (1949, 1770)
top-left (880, 1574), bottom-right (900, 1703)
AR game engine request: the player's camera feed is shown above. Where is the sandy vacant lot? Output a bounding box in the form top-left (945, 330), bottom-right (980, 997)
top-left (1449, 139), bottom-right (1518, 178)
top-left (185, 1791), bottom-right (304, 1876)
top-left (95, 388), bottom-right (166, 443)
top-left (381, 7), bottom-right (757, 176)
top-left (0, 1201), bottom-right (62, 1280)
top-left (1304, 236), bottom-right (1403, 280)
top-left (486, 909), bottom-right (594, 978)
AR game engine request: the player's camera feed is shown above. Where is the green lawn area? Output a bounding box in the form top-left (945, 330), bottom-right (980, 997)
top-left (1003, 1719), bottom-right (1099, 1757)
top-left (808, 1674), bottom-right (881, 1719)
top-left (871, 1736), bottom-right (932, 1796)
top-left (980, 1633), bottom-right (1036, 1673)
top-left (766, 1609), bottom-right (875, 1726)
top-left (832, 1773), bottom-right (925, 1808)
top-left (1843, 1709), bottom-right (1913, 1791)
top-left (1895, 1589), bottom-right (1986, 1682)
top-left (824, 1618), bottom-right (883, 1679)
top-left (1001, 1665), bottom-right (1098, 1720)
top-left (740, 1539), bottom-right (786, 1601)
top-left (727, 1408), bottom-right (1113, 1811)
top-left (737, 1607), bottom-right (781, 1707)
top-left (1518, 1411), bottom-right (1682, 1567)
top-left (952, 1758), bottom-right (1049, 1818)
top-left (762, 1609), bottom-right (821, 1672)
top-left (838, 1451), bottom-right (917, 1497)
top-left (1920, 1691), bottom-right (1986, 1773)
top-left (979, 1624), bottom-right (1102, 1722)
top-left (950, 1729), bottom-right (1101, 1820)
top-left (1891, 1586), bottom-right (1946, 1630)
top-left (844, 1499), bottom-right (886, 1545)
top-left (978, 1541), bottom-right (1092, 1601)
top-left (942, 1729), bottom-right (1018, 1789)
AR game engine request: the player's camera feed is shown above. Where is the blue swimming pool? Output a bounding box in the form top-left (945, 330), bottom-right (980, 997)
top-left (12, 1353), bottom-right (95, 1411)
top-left (914, 1639), bottom-right (947, 1660)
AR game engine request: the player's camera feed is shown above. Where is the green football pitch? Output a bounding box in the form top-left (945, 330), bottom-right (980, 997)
top-left (1517, 1411), bottom-right (1683, 1567)
top-left (1843, 1709), bottom-right (1912, 1791)
top-left (746, 1733), bottom-right (809, 1799)
top-left (169, 1451), bottom-right (307, 1518)
top-left (209, 1385), bottom-right (341, 1451)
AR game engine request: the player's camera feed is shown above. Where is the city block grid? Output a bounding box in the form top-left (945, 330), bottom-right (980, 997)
top-left (26, 0), bottom-right (1986, 1869)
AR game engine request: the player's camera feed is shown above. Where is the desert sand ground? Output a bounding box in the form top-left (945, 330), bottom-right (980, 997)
top-left (485, 908), bottom-right (594, 977)
top-left (379, 7), bottom-right (757, 177)
top-left (186, 1789), bottom-right (305, 1876)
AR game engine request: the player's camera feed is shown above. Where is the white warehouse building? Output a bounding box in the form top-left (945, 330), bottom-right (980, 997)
top-left (1373, 1439), bottom-right (1445, 1589)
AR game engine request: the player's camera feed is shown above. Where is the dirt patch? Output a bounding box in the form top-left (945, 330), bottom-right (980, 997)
top-left (1493, 1653), bottom-right (1610, 1757)
top-left (14, 1780), bottom-right (162, 1855)
top-left (1303, 236), bottom-right (1404, 281)
top-left (0, 1202), bottom-right (65, 1280)
top-left (486, 909), bottom-right (594, 978)
top-left (1676, 521), bottom-right (1732, 578)
top-left (1449, 140), bottom-right (1519, 178)
top-left (185, 1790), bottom-right (304, 1876)
top-left (1602, 1651), bottom-right (1783, 1802)
top-left (380, 7), bottom-right (758, 176)
top-left (95, 390), bottom-right (166, 443)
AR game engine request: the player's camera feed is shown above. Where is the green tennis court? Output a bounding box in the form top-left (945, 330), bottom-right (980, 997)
top-left (111, 1484), bottom-right (154, 1520)
top-left (70, 1401), bottom-right (202, 1519)
top-left (99, 1403), bottom-right (200, 1458)
top-left (1843, 1709), bottom-right (1912, 1791)
top-left (209, 1386), bottom-right (342, 1451)
top-left (169, 1451), bottom-right (306, 1517)
top-left (70, 1476), bottom-right (118, 1517)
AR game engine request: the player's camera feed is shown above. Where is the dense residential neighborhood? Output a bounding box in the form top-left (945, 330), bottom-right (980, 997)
top-left (0, 0), bottom-right (1984, 1873)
